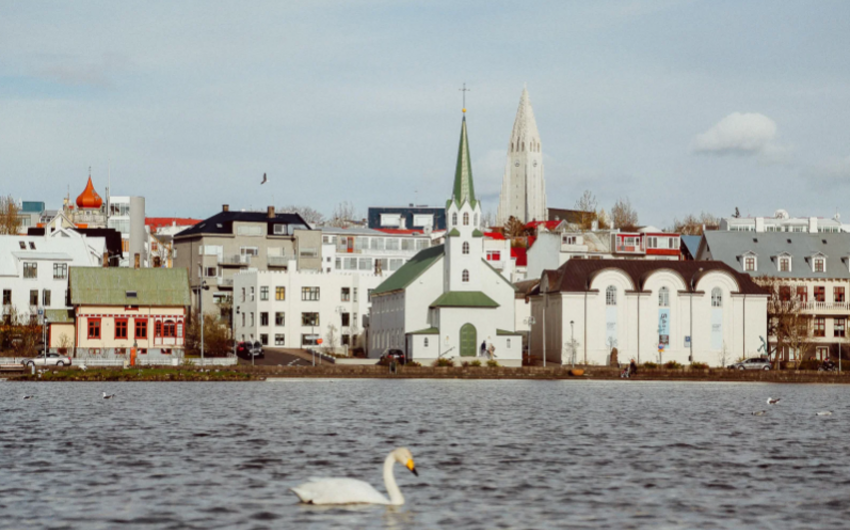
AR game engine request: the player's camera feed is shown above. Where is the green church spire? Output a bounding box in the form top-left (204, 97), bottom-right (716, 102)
top-left (450, 115), bottom-right (477, 209)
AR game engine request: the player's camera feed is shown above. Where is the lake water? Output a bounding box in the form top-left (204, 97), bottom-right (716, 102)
top-left (1, 379), bottom-right (849, 529)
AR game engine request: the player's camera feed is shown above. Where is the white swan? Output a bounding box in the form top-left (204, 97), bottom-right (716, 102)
top-left (291, 447), bottom-right (418, 505)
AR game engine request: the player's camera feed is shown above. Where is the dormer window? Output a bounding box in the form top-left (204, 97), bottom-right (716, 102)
top-left (778, 255), bottom-right (791, 272)
top-left (811, 254), bottom-right (827, 273)
top-left (743, 255), bottom-right (757, 272)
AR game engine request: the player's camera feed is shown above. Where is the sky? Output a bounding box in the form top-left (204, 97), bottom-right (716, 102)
top-left (2, 1), bottom-right (850, 228)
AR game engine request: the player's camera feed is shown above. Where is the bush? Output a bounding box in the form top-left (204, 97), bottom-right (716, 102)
top-left (407, 361), bottom-right (422, 367)
top-left (664, 361), bottom-right (683, 370)
top-left (798, 359), bottom-right (821, 371)
top-left (486, 360), bottom-right (499, 368)
top-left (642, 362), bottom-right (658, 369)
top-left (690, 362), bottom-right (709, 370)
top-left (470, 359), bottom-right (482, 367)
top-left (433, 358), bottom-right (454, 367)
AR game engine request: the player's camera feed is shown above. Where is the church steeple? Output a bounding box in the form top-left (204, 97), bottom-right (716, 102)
top-left (450, 116), bottom-right (477, 209)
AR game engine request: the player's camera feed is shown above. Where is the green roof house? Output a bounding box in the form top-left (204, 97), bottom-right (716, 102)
top-left (370, 112), bottom-right (521, 365)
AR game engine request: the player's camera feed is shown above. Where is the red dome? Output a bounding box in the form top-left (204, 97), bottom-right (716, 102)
top-left (76, 176), bottom-right (103, 209)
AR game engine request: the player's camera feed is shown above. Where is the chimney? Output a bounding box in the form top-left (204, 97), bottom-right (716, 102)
top-left (102, 252), bottom-right (109, 267)
top-left (134, 253), bottom-right (140, 269)
top-left (222, 204), bottom-right (230, 212)
top-left (267, 206), bottom-right (275, 218)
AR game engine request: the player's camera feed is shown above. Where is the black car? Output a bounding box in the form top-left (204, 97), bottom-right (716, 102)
top-left (235, 341), bottom-right (252, 359)
top-left (380, 348), bottom-right (406, 365)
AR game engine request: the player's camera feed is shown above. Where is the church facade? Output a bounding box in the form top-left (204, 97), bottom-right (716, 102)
top-left (369, 114), bottom-right (522, 366)
top-left (497, 88), bottom-right (547, 225)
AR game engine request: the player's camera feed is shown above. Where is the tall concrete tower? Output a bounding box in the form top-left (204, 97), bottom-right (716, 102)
top-left (497, 88), bottom-right (546, 225)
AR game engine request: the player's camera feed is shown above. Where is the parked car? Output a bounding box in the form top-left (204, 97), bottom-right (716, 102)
top-left (235, 341), bottom-right (252, 359)
top-left (21, 353), bottom-right (72, 367)
top-left (380, 348), bottom-right (406, 365)
top-left (250, 341), bottom-right (264, 359)
top-left (728, 357), bottom-right (771, 371)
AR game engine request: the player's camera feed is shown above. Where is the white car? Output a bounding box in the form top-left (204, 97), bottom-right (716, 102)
top-left (21, 353), bottom-right (72, 367)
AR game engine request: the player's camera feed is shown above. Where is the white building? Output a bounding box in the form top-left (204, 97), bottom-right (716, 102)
top-left (530, 260), bottom-right (768, 367)
top-left (720, 209), bottom-right (845, 234)
top-left (232, 267), bottom-right (385, 353)
top-left (497, 88), bottom-right (547, 225)
top-left (0, 233), bottom-right (105, 323)
top-left (319, 226), bottom-right (437, 276)
top-left (370, 113), bottom-right (523, 365)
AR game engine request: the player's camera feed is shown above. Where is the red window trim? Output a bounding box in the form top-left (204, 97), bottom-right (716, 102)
top-left (87, 318), bottom-right (101, 340)
top-left (135, 319), bottom-right (148, 339)
top-left (155, 321), bottom-right (163, 338)
top-left (163, 320), bottom-right (176, 338)
top-left (114, 318), bottom-right (129, 340)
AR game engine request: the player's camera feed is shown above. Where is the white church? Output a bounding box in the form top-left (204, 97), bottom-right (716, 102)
top-left (497, 88), bottom-right (547, 225)
top-left (369, 112), bottom-right (522, 365)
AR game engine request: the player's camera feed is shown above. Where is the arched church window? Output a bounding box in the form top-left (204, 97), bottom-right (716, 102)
top-left (659, 287), bottom-right (669, 307)
top-left (424, 338), bottom-right (429, 347)
top-left (463, 213), bottom-right (469, 225)
top-left (452, 213), bottom-right (457, 226)
top-left (462, 270), bottom-right (469, 282)
top-left (462, 242), bottom-right (469, 254)
top-left (711, 288), bottom-right (722, 307)
top-left (606, 286), bottom-right (617, 306)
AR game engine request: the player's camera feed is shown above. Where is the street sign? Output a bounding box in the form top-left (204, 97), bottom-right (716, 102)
top-left (685, 336), bottom-right (691, 347)
top-left (37, 308), bottom-right (44, 316)
top-left (317, 338), bottom-right (323, 345)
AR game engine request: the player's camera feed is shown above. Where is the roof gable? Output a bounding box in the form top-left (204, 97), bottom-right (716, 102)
top-left (373, 244), bottom-right (444, 295)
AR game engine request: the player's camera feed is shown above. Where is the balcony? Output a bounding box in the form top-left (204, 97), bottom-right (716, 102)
top-left (780, 301), bottom-right (850, 313)
top-left (217, 277), bottom-right (234, 288)
top-left (220, 254), bottom-right (253, 266)
top-left (268, 256), bottom-right (296, 267)
top-left (614, 244), bottom-right (645, 255)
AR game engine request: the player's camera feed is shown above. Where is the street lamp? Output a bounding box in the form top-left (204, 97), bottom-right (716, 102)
top-left (524, 315), bottom-right (536, 366)
top-left (196, 280), bottom-right (209, 365)
top-left (570, 320), bottom-right (575, 367)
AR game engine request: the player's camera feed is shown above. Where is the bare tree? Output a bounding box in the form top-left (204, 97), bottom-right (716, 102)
top-left (279, 205), bottom-right (325, 226)
top-left (596, 208), bottom-right (611, 230)
top-left (0, 195), bottom-right (22, 235)
top-left (574, 190), bottom-right (598, 213)
top-left (325, 323), bottom-right (338, 353)
top-left (185, 313), bottom-right (233, 357)
top-left (757, 276), bottom-right (810, 367)
top-left (328, 201), bottom-right (358, 228)
top-left (672, 212), bottom-right (720, 235)
top-left (718, 341), bottom-right (730, 367)
top-left (610, 198), bottom-right (639, 231)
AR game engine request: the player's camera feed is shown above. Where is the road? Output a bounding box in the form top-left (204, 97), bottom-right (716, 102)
top-left (237, 348), bottom-right (322, 367)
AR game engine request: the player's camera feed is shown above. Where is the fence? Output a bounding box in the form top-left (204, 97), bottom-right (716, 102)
top-left (0, 357), bottom-right (238, 367)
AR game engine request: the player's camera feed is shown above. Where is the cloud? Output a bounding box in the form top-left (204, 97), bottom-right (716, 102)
top-left (690, 112), bottom-right (781, 156)
top-left (801, 155), bottom-right (850, 190)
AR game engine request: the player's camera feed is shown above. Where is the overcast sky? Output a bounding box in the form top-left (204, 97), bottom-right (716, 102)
top-left (2, 1), bottom-right (850, 227)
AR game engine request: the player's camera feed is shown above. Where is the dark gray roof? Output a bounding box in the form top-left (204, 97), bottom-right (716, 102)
top-left (680, 235), bottom-right (702, 258)
top-left (175, 211), bottom-right (310, 238)
top-left (702, 231), bottom-right (850, 279)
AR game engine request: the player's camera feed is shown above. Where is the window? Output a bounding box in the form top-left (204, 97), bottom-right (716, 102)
top-left (462, 269), bottom-right (469, 282)
top-left (273, 224), bottom-right (287, 235)
top-left (452, 213), bottom-right (457, 226)
top-left (814, 258), bottom-right (826, 273)
top-left (302, 312), bottom-right (319, 326)
top-left (275, 287), bottom-right (286, 301)
top-left (29, 290), bottom-right (38, 306)
top-left (463, 213), bottom-right (469, 226)
top-left (163, 320), bottom-right (176, 338)
top-left (241, 288), bottom-right (245, 303)
top-left (250, 287), bottom-right (255, 301)
top-left (156, 320), bottom-right (163, 337)
top-left (275, 312), bottom-right (285, 326)
top-left (240, 246), bottom-right (259, 256)
top-left (249, 312), bottom-right (254, 327)
top-left (341, 287), bottom-right (350, 301)
top-left (302, 287), bottom-right (320, 301)
top-left (88, 318), bottom-right (101, 339)
top-left (260, 286), bottom-right (269, 301)
top-left (835, 287), bottom-right (845, 303)
top-left (260, 312), bottom-right (269, 326)
top-left (711, 288), bottom-right (722, 307)
top-left (744, 257), bottom-right (756, 272)
top-left (606, 286), bottom-right (617, 306)
top-left (241, 313), bottom-right (245, 327)
top-left (19, 241), bottom-right (25, 249)
top-left (205, 267), bottom-right (217, 277)
top-left (563, 236), bottom-right (577, 245)
top-left (260, 333), bottom-right (268, 346)
top-left (353, 288), bottom-right (358, 303)
top-left (658, 287), bottom-right (669, 307)
top-left (23, 262), bottom-right (37, 279)
top-left (835, 318), bottom-right (846, 338)
top-left (53, 263), bottom-right (68, 279)
top-left (486, 250), bottom-right (501, 261)
top-left (275, 334), bottom-right (285, 346)
top-left (647, 237), bottom-right (657, 248)
top-left (2, 289), bottom-right (10, 305)
top-left (507, 338), bottom-right (511, 348)
top-left (814, 317), bottom-right (826, 337)
top-left (462, 242), bottom-right (469, 254)
top-left (779, 257), bottom-right (791, 272)
top-left (135, 319), bottom-right (147, 339)
top-left (341, 312), bottom-right (350, 326)
top-left (815, 286), bottom-right (825, 302)
top-left (115, 318), bottom-right (128, 340)
top-left (779, 285), bottom-right (791, 302)
top-left (424, 338), bottom-right (429, 347)
top-left (797, 286), bottom-right (807, 302)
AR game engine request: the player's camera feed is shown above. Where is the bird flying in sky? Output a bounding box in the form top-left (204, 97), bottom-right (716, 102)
top-left (261, 173), bottom-right (268, 185)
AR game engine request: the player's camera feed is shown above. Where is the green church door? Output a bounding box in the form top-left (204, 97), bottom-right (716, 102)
top-left (459, 323), bottom-right (477, 357)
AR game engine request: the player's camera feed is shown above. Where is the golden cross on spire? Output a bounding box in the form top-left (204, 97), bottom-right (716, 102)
top-left (459, 82), bottom-right (470, 113)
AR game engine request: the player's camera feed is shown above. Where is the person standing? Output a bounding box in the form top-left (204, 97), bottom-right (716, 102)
top-left (480, 340), bottom-right (487, 357)
top-left (629, 358), bottom-right (638, 377)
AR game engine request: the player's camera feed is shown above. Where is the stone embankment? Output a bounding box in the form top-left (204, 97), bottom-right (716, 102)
top-left (6, 365), bottom-right (850, 383)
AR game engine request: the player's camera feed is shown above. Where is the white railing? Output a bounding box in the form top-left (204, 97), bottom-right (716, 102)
top-left (268, 256), bottom-right (296, 266)
top-left (220, 254), bottom-right (252, 265)
top-left (217, 277), bottom-right (234, 287)
top-left (781, 301), bottom-right (850, 312)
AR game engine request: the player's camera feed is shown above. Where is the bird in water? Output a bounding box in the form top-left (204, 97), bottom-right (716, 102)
top-left (816, 411), bottom-right (833, 416)
top-left (291, 447), bottom-right (418, 505)
top-left (102, 392), bottom-right (116, 399)
top-left (22, 395), bottom-right (34, 400)
top-left (767, 397), bottom-right (780, 405)
top-left (261, 173), bottom-right (268, 185)
top-left (752, 410), bottom-right (767, 416)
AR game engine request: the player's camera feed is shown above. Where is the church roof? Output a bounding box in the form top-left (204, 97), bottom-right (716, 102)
top-left (429, 291), bottom-right (499, 308)
top-left (510, 87), bottom-right (541, 147)
top-left (76, 176), bottom-right (103, 209)
top-left (372, 244), bottom-right (444, 295)
top-left (449, 116), bottom-right (477, 209)
top-left (408, 327), bottom-right (439, 335)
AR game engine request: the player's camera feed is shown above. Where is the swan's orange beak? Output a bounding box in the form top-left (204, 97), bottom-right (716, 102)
top-left (406, 459), bottom-right (418, 476)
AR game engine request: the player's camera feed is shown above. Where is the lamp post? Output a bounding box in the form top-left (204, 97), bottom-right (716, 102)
top-left (197, 280), bottom-right (209, 364)
top-left (524, 316), bottom-right (536, 366)
top-left (570, 320), bottom-right (575, 367)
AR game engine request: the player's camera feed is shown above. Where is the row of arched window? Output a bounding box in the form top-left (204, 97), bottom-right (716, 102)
top-left (451, 212), bottom-right (478, 227)
top-left (511, 140), bottom-right (540, 153)
top-left (604, 286), bottom-right (723, 307)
